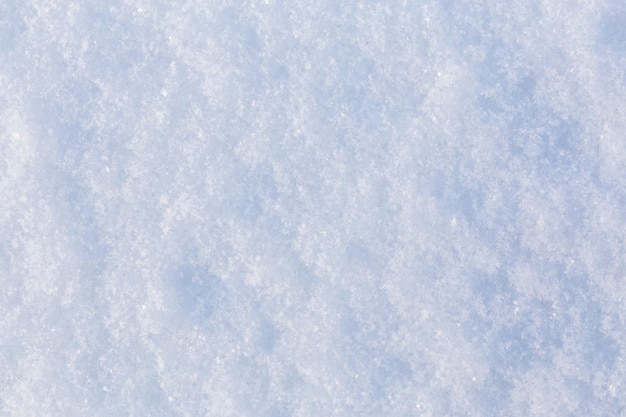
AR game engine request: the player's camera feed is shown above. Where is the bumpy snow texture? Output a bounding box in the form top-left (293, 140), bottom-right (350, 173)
top-left (2, 1), bottom-right (626, 416)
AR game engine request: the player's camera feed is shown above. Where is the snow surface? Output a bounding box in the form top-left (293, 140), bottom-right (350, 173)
top-left (2, 1), bottom-right (626, 416)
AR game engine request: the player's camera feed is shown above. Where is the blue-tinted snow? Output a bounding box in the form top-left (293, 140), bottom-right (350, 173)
top-left (1, 1), bottom-right (626, 416)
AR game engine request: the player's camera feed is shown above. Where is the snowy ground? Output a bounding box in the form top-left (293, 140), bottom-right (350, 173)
top-left (2, 1), bottom-right (626, 416)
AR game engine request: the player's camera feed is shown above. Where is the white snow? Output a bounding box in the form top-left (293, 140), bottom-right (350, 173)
top-left (1, 1), bottom-right (626, 416)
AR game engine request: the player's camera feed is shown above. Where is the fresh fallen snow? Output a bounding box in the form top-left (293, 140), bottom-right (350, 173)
top-left (1, 1), bottom-right (626, 416)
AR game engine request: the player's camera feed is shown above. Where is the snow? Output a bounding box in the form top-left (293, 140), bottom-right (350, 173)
top-left (1, 1), bottom-right (626, 416)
